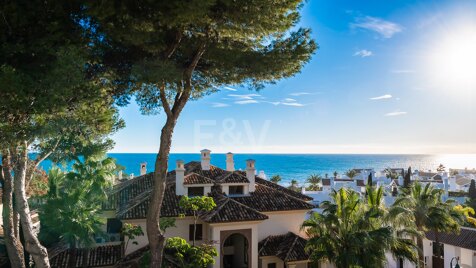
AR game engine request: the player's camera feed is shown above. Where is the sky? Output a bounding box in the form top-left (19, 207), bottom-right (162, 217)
top-left (111, 0), bottom-right (476, 154)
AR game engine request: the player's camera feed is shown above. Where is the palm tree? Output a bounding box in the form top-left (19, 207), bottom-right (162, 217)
top-left (345, 169), bottom-right (358, 179)
top-left (288, 179), bottom-right (300, 192)
top-left (302, 187), bottom-right (418, 268)
top-left (306, 174), bottom-right (322, 191)
top-left (39, 155), bottom-right (117, 267)
top-left (436, 164), bottom-right (446, 172)
top-left (270, 174), bottom-right (282, 184)
top-left (385, 168), bottom-right (399, 180)
top-left (389, 182), bottom-right (462, 267)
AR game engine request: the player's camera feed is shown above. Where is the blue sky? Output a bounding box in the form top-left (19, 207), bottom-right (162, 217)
top-left (111, 0), bottom-right (476, 154)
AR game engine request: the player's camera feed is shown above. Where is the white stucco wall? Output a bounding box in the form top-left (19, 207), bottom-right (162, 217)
top-left (123, 217), bottom-right (205, 255)
top-left (258, 210), bottom-right (308, 241)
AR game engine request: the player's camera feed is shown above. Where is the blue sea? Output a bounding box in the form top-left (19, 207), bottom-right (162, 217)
top-left (40, 153), bottom-right (476, 185)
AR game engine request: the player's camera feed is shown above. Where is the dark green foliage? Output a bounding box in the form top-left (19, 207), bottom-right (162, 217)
top-left (403, 167), bottom-right (412, 188)
top-left (367, 173), bottom-right (373, 186)
top-left (469, 179), bottom-right (476, 200)
top-left (85, 0), bottom-right (317, 112)
top-left (302, 187), bottom-right (418, 268)
top-left (39, 156), bottom-right (117, 248)
top-left (306, 174), bottom-right (322, 191)
top-left (390, 182), bottom-right (463, 267)
top-left (164, 238), bottom-right (218, 268)
top-left (288, 179), bottom-right (300, 192)
top-left (270, 175), bottom-right (282, 184)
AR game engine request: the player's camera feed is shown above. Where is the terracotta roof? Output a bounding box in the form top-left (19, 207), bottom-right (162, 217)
top-left (426, 228), bottom-right (476, 250)
top-left (216, 172), bottom-right (249, 184)
top-left (183, 173), bottom-right (214, 185)
top-left (255, 177), bottom-right (313, 201)
top-left (231, 184), bottom-right (314, 212)
top-left (109, 162), bottom-right (313, 221)
top-left (50, 245), bottom-right (122, 267)
top-left (259, 232), bottom-right (309, 262)
top-left (199, 194), bottom-right (268, 223)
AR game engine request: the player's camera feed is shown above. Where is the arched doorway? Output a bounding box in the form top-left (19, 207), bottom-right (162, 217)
top-left (222, 233), bottom-right (249, 268)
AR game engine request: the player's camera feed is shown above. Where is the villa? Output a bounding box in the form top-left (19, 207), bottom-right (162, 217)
top-left (304, 167), bottom-right (473, 206)
top-left (94, 150), bottom-right (315, 268)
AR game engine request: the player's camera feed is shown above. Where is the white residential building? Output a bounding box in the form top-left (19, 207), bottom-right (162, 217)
top-left (93, 150), bottom-right (315, 268)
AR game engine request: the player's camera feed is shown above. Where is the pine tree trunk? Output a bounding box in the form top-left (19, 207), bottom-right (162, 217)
top-left (1, 153), bottom-right (26, 268)
top-left (147, 116), bottom-right (177, 267)
top-left (146, 44), bottom-right (204, 268)
top-left (13, 143), bottom-right (50, 268)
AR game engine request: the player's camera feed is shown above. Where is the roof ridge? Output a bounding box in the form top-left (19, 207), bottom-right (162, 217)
top-left (258, 237), bottom-right (269, 255)
top-left (117, 189), bottom-right (152, 218)
top-left (256, 178), bottom-right (314, 203)
top-left (226, 196), bottom-right (267, 216)
top-left (200, 197), bottom-right (230, 221)
top-left (283, 233), bottom-right (299, 262)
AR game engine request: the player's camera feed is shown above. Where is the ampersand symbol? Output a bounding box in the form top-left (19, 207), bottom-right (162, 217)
top-left (219, 118), bottom-right (242, 145)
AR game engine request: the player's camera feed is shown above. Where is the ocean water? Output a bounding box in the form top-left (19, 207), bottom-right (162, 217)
top-left (41, 153), bottom-right (476, 185)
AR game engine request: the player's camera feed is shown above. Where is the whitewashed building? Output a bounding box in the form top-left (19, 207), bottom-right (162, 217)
top-left (98, 150), bottom-right (315, 268)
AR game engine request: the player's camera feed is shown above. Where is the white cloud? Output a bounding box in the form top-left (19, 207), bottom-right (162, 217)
top-left (281, 102), bottom-right (305, 107)
top-left (370, 94), bottom-right (392, 100)
top-left (235, 100), bottom-right (259, 105)
top-left (289, 92), bottom-right (311, 96)
top-left (385, 111), bottom-right (407, 117)
top-left (351, 16), bottom-right (403, 38)
top-left (223, 86), bottom-right (237, 91)
top-left (211, 102), bottom-right (229, 108)
top-left (228, 94), bottom-right (261, 100)
top-left (354, 49), bottom-right (373, 57)
top-left (283, 98), bottom-right (297, 102)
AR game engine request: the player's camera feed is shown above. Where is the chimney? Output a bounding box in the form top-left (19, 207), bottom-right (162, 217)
top-left (200, 149), bottom-right (211, 170)
top-left (246, 159), bottom-right (256, 192)
top-left (140, 162), bottom-right (147, 176)
top-left (129, 173), bottom-right (134, 180)
top-left (226, 152), bottom-right (235, 171)
top-left (175, 160), bottom-right (186, 196)
top-left (117, 170), bottom-right (123, 184)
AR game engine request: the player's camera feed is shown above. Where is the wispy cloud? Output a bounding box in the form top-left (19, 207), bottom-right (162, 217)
top-left (282, 102), bottom-right (304, 107)
top-left (385, 111), bottom-right (407, 117)
top-left (283, 98), bottom-right (297, 102)
top-left (228, 94), bottom-right (261, 100)
top-left (223, 86), bottom-right (238, 91)
top-left (289, 92), bottom-right (312, 96)
top-left (235, 100), bottom-right (259, 105)
top-left (354, 49), bottom-right (373, 57)
top-left (351, 16), bottom-right (403, 38)
top-left (370, 94), bottom-right (392, 100)
top-left (211, 102), bottom-right (229, 108)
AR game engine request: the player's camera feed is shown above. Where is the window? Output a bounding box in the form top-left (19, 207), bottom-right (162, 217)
top-left (432, 242), bottom-right (444, 258)
top-left (188, 187), bottom-right (204, 196)
top-left (229, 185), bottom-right (244, 195)
top-left (106, 218), bottom-right (122, 234)
top-left (189, 224), bottom-right (203, 241)
top-left (267, 263), bottom-right (276, 268)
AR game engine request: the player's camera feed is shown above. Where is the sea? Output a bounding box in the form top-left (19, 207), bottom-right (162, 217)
top-left (40, 153), bottom-right (476, 185)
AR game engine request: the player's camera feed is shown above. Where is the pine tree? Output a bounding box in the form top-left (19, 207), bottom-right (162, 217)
top-left (86, 1), bottom-right (317, 266)
top-left (404, 167), bottom-right (412, 188)
top-left (469, 179), bottom-right (476, 200)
